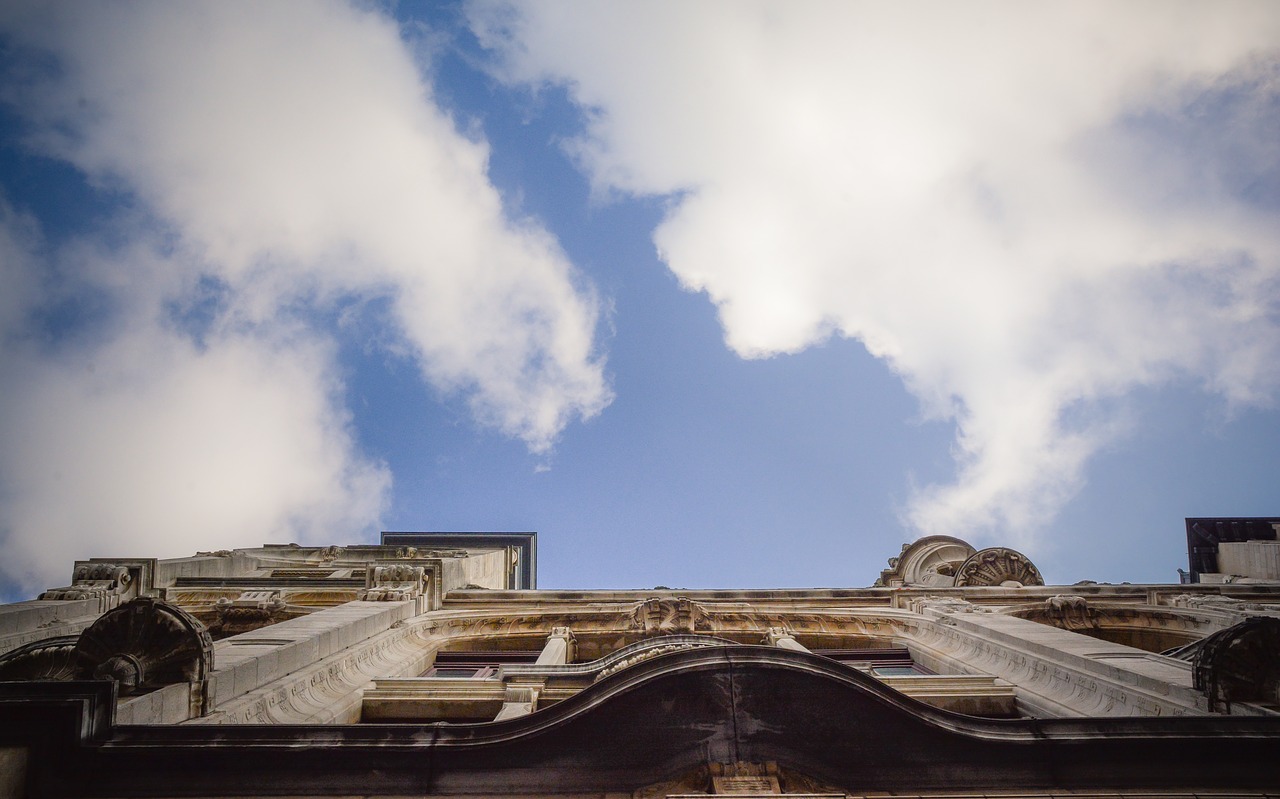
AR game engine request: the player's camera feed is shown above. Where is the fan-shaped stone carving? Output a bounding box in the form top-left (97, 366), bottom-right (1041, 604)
top-left (877, 536), bottom-right (977, 587)
top-left (953, 547), bottom-right (1044, 587)
top-left (73, 597), bottom-right (213, 695)
top-left (1193, 616), bottom-right (1280, 712)
top-left (0, 635), bottom-right (82, 681)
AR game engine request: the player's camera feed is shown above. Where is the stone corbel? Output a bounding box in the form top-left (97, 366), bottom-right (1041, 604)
top-left (493, 682), bottom-right (542, 720)
top-left (360, 565), bottom-right (426, 601)
top-left (536, 626), bottom-right (576, 665)
top-left (1042, 595), bottom-right (1098, 631)
top-left (761, 627), bottom-right (809, 652)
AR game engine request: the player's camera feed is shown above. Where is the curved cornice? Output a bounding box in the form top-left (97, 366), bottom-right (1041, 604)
top-left (13, 645), bottom-right (1280, 796)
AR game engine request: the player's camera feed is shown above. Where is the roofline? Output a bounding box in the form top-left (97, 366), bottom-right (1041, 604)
top-left (380, 531), bottom-right (537, 589)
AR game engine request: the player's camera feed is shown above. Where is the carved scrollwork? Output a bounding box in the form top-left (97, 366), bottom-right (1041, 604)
top-left (74, 597), bottom-right (213, 696)
top-left (953, 547), bottom-right (1044, 587)
top-left (39, 562), bottom-right (134, 602)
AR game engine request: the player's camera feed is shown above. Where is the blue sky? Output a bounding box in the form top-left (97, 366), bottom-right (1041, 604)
top-left (0, 2), bottom-right (1277, 599)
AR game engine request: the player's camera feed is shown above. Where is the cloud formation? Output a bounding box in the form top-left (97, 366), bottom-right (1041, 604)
top-left (470, 1), bottom-right (1280, 542)
top-left (0, 1), bottom-right (610, 595)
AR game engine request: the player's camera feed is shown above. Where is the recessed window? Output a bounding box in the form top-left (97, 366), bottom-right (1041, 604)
top-left (422, 649), bottom-right (539, 678)
top-left (812, 647), bottom-right (932, 676)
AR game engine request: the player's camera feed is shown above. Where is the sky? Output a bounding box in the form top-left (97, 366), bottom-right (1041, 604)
top-left (0, 1), bottom-right (1277, 599)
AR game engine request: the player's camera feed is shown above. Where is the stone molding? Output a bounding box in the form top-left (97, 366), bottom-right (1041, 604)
top-left (182, 594), bottom-right (1278, 725)
top-left (6, 651), bottom-right (1280, 797)
top-left (199, 621), bottom-right (426, 724)
top-left (903, 608), bottom-right (1205, 717)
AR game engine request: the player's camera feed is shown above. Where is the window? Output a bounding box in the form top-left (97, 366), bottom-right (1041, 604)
top-left (422, 650), bottom-right (539, 678)
top-left (812, 647), bottom-right (932, 676)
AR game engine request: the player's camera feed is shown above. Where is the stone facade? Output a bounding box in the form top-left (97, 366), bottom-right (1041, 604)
top-left (0, 525), bottom-right (1278, 797)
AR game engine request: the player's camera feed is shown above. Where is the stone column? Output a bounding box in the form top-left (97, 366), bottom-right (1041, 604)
top-left (763, 627), bottom-right (810, 652)
top-left (495, 627), bottom-right (575, 720)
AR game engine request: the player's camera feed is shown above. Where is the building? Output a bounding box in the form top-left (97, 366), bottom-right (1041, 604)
top-left (1, 522), bottom-right (1278, 797)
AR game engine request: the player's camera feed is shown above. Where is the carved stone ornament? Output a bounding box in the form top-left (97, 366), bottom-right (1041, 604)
top-left (594, 641), bottom-right (704, 682)
top-left (208, 590), bottom-right (294, 638)
top-left (318, 545), bottom-right (345, 562)
top-left (360, 565), bottom-right (426, 601)
top-left (631, 597), bottom-right (707, 636)
top-left (876, 536), bottom-right (976, 588)
top-left (0, 635), bottom-right (82, 681)
top-left (39, 562), bottom-right (133, 602)
top-left (0, 598), bottom-right (212, 700)
top-left (1193, 616), bottom-right (1280, 712)
top-left (1042, 595), bottom-right (1098, 631)
top-left (761, 626), bottom-right (797, 646)
top-left (953, 547), bottom-right (1045, 587)
top-left (394, 546), bottom-right (467, 559)
top-left (74, 596), bottom-right (213, 696)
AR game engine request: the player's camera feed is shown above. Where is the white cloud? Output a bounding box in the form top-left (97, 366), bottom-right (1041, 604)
top-left (470, 1), bottom-right (1280, 542)
top-left (2, 0), bottom-right (610, 450)
top-left (0, 1), bottom-right (611, 594)
top-left (0, 268), bottom-right (391, 597)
